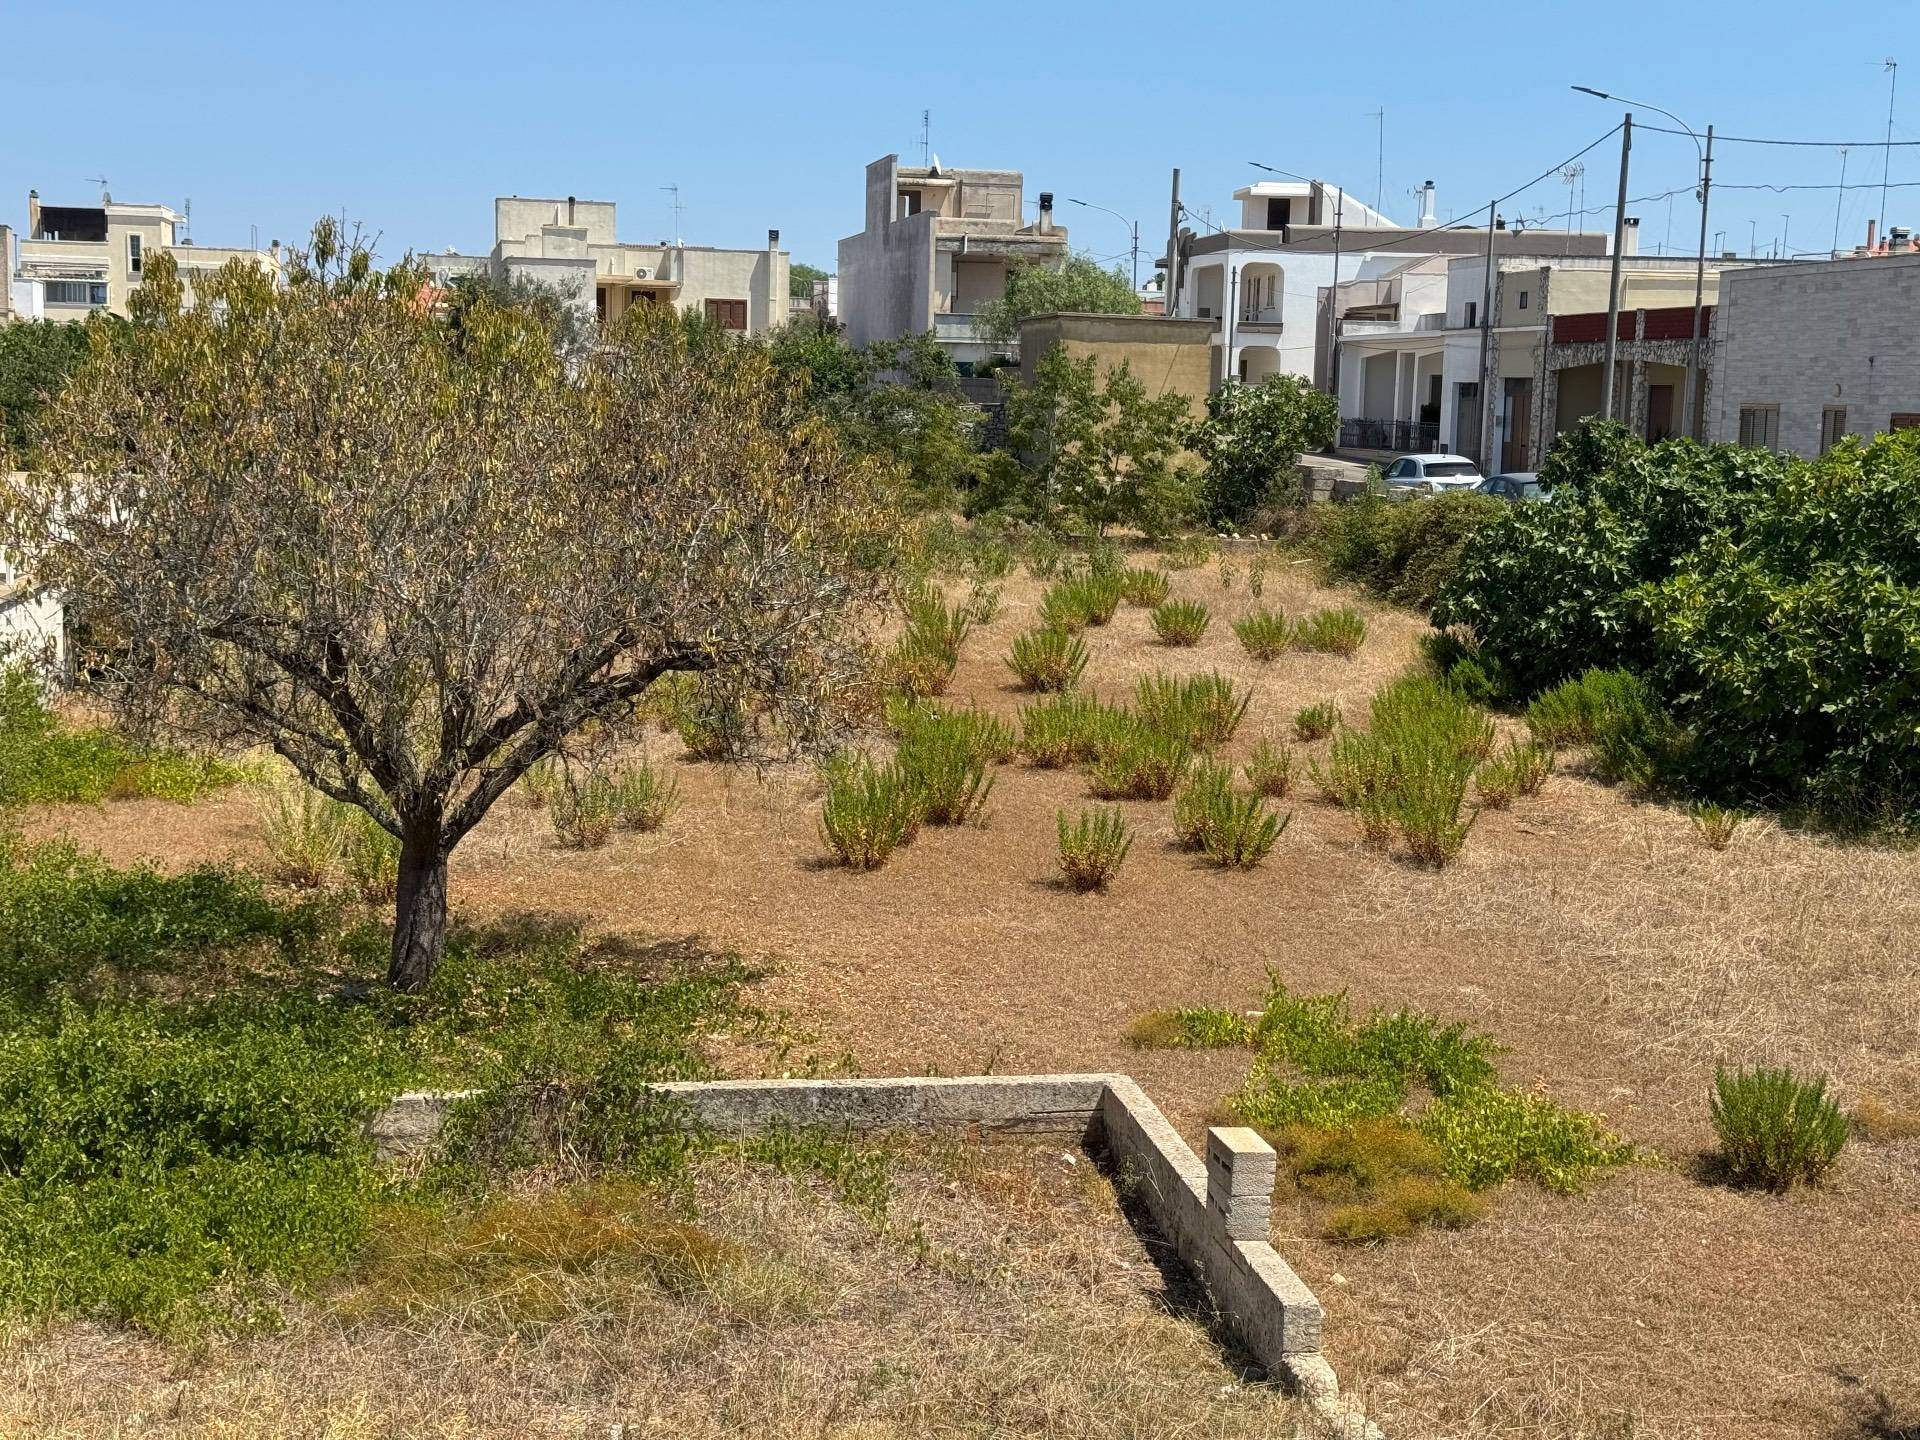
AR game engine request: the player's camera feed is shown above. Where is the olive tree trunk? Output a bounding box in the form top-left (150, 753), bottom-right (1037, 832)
top-left (388, 823), bottom-right (449, 993)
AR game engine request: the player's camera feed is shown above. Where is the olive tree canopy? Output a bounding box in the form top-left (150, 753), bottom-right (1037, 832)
top-left (8, 224), bottom-right (894, 989)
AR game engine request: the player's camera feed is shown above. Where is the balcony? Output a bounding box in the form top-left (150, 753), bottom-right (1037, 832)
top-left (932, 312), bottom-right (982, 342)
top-left (1340, 419), bottom-right (1441, 453)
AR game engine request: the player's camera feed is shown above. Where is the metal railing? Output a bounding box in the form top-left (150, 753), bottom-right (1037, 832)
top-left (1338, 419), bottom-right (1441, 452)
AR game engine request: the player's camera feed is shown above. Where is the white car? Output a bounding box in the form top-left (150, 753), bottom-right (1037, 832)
top-left (1381, 453), bottom-right (1484, 495)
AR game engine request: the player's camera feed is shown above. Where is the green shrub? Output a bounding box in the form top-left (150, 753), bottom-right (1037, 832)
top-left (1171, 760), bottom-right (1235, 850)
top-left (1074, 572), bottom-right (1125, 626)
top-left (1150, 600), bottom-right (1210, 646)
top-left (1124, 1006), bottom-right (1252, 1049)
top-left (615, 759), bottom-right (681, 833)
top-left (902, 586), bottom-right (972, 663)
top-left (1132, 671), bottom-right (1248, 747)
top-left (1200, 791), bottom-right (1288, 869)
top-left (0, 666), bottom-right (240, 806)
top-left (1293, 701), bottom-right (1339, 742)
top-left (1243, 739), bottom-right (1294, 798)
top-left (896, 716), bottom-right (995, 826)
top-left (1710, 1065), bottom-right (1849, 1190)
top-left (1294, 607), bottom-right (1368, 657)
top-left (672, 680), bottom-right (751, 762)
top-left (1087, 725), bottom-right (1190, 801)
top-left (1233, 608), bottom-right (1293, 660)
top-left (519, 755), bottom-right (562, 807)
top-left (1526, 669), bottom-right (1683, 790)
top-left (819, 759), bottom-right (922, 870)
top-left (1309, 490), bottom-right (1504, 609)
top-left (1474, 738), bottom-right (1554, 808)
top-left (1007, 627), bottom-right (1088, 692)
top-left (341, 809), bottom-right (400, 904)
top-left (1417, 1085), bottom-right (1635, 1194)
top-left (886, 631), bottom-right (959, 699)
top-left (1019, 694), bottom-right (1119, 768)
top-left (1689, 801), bottom-right (1743, 850)
top-left (1324, 1173), bottom-right (1485, 1243)
top-left (1119, 567), bottom-right (1169, 608)
top-left (1039, 581), bottom-right (1095, 633)
top-left (552, 768), bottom-right (621, 849)
top-left (257, 779), bottom-right (351, 887)
top-left (1185, 375), bottom-right (1338, 526)
top-left (1057, 808), bottom-right (1132, 892)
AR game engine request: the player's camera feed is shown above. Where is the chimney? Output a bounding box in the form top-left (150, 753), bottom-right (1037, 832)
top-left (1417, 180), bottom-right (1437, 228)
top-left (27, 189), bottom-right (40, 240)
top-left (1866, 218), bottom-right (1877, 254)
top-left (567, 195), bottom-right (576, 226)
top-left (1037, 191), bottom-right (1054, 235)
top-left (768, 228), bottom-right (779, 250)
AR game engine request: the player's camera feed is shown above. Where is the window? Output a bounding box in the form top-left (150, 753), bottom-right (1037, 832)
top-left (45, 280), bottom-right (106, 307)
top-left (1517, 289), bottom-right (1529, 310)
top-left (1737, 404), bottom-right (1780, 450)
top-left (1463, 301), bottom-right (1477, 329)
top-left (1426, 462), bottom-right (1480, 479)
top-left (1820, 406), bottom-right (1848, 453)
top-left (128, 234), bottom-right (142, 274)
top-left (1384, 459), bottom-right (1411, 479)
top-left (1892, 413), bottom-right (1920, 432)
top-left (1265, 197), bottom-right (1291, 230)
top-left (705, 298), bottom-right (748, 331)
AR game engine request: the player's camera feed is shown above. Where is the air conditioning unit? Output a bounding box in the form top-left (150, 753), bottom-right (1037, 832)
top-left (633, 268), bottom-right (651, 281)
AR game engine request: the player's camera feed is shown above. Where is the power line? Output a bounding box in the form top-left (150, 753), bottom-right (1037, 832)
top-left (1635, 122), bottom-right (1920, 148)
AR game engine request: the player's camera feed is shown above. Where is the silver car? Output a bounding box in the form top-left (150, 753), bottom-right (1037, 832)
top-left (1475, 472), bottom-right (1548, 502)
top-left (1381, 453), bottom-right (1484, 496)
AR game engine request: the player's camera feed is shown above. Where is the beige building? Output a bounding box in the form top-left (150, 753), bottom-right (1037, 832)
top-left (837, 156), bottom-right (1068, 367)
top-left (1017, 313), bottom-right (1216, 417)
top-left (427, 196), bottom-right (789, 336)
top-left (9, 190), bottom-right (280, 319)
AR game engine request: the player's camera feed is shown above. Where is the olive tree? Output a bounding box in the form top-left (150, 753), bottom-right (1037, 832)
top-left (8, 225), bottom-right (893, 990)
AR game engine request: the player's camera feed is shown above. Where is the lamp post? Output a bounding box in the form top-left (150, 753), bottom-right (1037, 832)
top-left (1066, 198), bottom-right (1140, 293)
top-left (1574, 86), bottom-right (1714, 439)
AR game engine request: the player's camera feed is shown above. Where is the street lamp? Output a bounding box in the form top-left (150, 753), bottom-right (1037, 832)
top-left (1066, 198), bottom-right (1140, 293)
top-left (1573, 85), bottom-right (1714, 440)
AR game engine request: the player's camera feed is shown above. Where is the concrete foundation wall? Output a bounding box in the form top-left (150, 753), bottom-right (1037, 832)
top-left (1017, 314), bottom-right (1216, 415)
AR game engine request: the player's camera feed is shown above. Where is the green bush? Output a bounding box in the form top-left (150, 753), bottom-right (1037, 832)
top-left (1184, 375), bottom-right (1338, 526)
top-left (1309, 490), bottom-right (1504, 609)
top-left (887, 587), bottom-right (970, 698)
top-left (1293, 701), bottom-right (1339, 742)
top-left (1006, 626), bottom-right (1088, 692)
top-left (1132, 671), bottom-right (1248, 747)
top-left (1689, 800), bottom-right (1743, 850)
top-left (1119, 567), bottom-right (1169, 607)
top-left (1087, 725), bottom-right (1190, 801)
top-left (257, 779), bottom-right (351, 886)
top-left (1233, 608), bottom-right (1293, 660)
top-left (0, 666), bottom-right (241, 806)
top-left (1473, 738), bottom-right (1554, 808)
top-left (671, 679), bottom-right (751, 762)
top-left (1018, 693), bottom-right (1120, 768)
top-left (1124, 1006), bottom-right (1252, 1049)
top-left (1171, 760), bottom-right (1235, 850)
top-left (1243, 739), bottom-right (1294, 798)
top-left (1527, 668), bottom-right (1684, 789)
top-left (1199, 790), bottom-right (1289, 869)
top-left (1057, 807), bottom-right (1132, 892)
top-left (819, 759), bottom-right (922, 870)
top-left (552, 768), bottom-right (621, 849)
top-left (1710, 1065), bottom-right (1849, 1190)
top-left (896, 715), bottom-right (995, 826)
top-left (1150, 600), bottom-right (1210, 646)
top-left (1294, 607), bottom-right (1368, 656)
top-left (341, 809), bottom-right (400, 903)
top-left (615, 758), bottom-right (681, 833)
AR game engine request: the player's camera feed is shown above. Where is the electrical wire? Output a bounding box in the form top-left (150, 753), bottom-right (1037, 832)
top-left (1636, 122), bottom-right (1920, 149)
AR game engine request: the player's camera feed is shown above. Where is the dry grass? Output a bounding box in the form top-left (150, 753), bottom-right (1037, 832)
top-left (17, 557), bottom-right (1920, 1439)
top-left (0, 1144), bottom-right (1299, 1439)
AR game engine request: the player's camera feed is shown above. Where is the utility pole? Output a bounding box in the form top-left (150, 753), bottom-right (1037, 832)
top-left (1165, 168), bottom-right (1183, 316)
top-left (1372, 108), bottom-right (1385, 217)
top-left (1600, 114), bottom-right (1632, 427)
top-left (1326, 190), bottom-right (1344, 399)
top-left (1687, 125), bottom-right (1713, 439)
top-left (1476, 200), bottom-right (1497, 469)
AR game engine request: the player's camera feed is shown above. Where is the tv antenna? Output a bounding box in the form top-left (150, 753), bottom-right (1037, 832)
top-left (660, 184), bottom-right (683, 246)
top-left (919, 110), bottom-right (931, 166)
top-left (86, 175), bottom-right (110, 203)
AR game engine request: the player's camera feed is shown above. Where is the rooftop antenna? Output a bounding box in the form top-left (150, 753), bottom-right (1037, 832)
top-left (919, 109), bottom-right (930, 166)
top-left (660, 184), bottom-right (683, 246)
top-left (1371, 107), bottom-right (1384, 217)
top-left (86, 175), bottom-right (110, 204)
top-left (182, 197), bottom-right (192, 243)
top-left (1880, 58), bottom-right (1898, 237)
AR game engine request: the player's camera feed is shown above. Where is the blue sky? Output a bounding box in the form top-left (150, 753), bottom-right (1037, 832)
top-left (7, 1), bottom-right (1914, 272)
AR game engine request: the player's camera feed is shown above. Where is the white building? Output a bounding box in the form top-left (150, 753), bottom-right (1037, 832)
top-left (0, 517), bottom-right (63, 672)
top-left (1709, 248), bottom-right (1920, 457)
top-left (427, 195), bottom-right (790, 337)
top-left (1166, 178), bottom-right (1615, 393)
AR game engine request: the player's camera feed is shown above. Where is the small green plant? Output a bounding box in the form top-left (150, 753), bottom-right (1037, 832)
top-left (257, 779), bottom-right (350, 888)
top-left (1119, 567), bottom-right (1169, 608)
top-left (902, 586), bottom-right (972, 666)
top-left (1150, 600), bottom-right (1211, 646)
top-left (1243, 739), bottom-right (1295, 798)
top-left (1158, 535), bottom-right (1217, 571)
top-left (552, 768), bottom-right (621, 849)
top-left (965, 581), bottom-right (1002, 625)
top-left (1124, 1007), bottom-right (1253, 1049)
top-left (1710, 1065), bottom-right (1849, 1191)
top-left (1171, 761), bottom-right (1235, 850)
top-left (1007, 627), bottom-right (1089, 692)
top-left (1233, 608), bottom-right (1293, 661)
top-left (896, 719), bottom-right (995, 826)
top-left (1689, 801), bottom-right (1744, 851)
top-left (1087, 726), bottom-right (1190, 801)
top-left (1200, 790), bottom-right (1289, 869)
top-left (1075, 573), bottom-right (1125, 626)
top-left (1324, 1173), bottom-right (1485, 1243)
top-left (341, 809), bottom-right (400, 904)
top-left (673, 681), bottom-right (751, 762)
top-left (1019, 694), bottom-right (1119, 768)
top-left (1133, 672), bottom-right (1248, 747)
top-left (519, 754), bottom-right (563, 807)
top-left (1474, 738), bottom-right (1554, 808)
top-left (615, 759), bottom-right (681, 832)
top-left (1023, 530), bottom-right (1065, 580)
top-left (1294, 607), bottom-right (1368, 657)
top-left (820, 759), bottom-right (922, 870)
top-left (1526, 669), bottom-right (1682, 789)
top-left (1294, 701), bottom-right (1339, 742)
top-left (1057, 808), bottom-right (1132, 892)
top-left (1039, 581), bottom-right (1095, 633)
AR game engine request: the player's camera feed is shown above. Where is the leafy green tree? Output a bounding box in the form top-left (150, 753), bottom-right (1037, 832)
top-left (789, 262), bottom-right (829, 299)
top-left (0, 318), bottom-right (126, 464)
top-left (1185, 376), bottom-right (1339, 525)
top-left (443, 269), bottom-right (591, 360)
top-left (970, 344), bottom-right (1194, 537)
top-left (973, 253), bottom-right (1141, 345)
top-left (10, 225), bottom-right (893, 991)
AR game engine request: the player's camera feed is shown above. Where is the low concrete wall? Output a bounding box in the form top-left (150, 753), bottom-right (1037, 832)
top-left (368, 1073), bottom-right (1381, 1437)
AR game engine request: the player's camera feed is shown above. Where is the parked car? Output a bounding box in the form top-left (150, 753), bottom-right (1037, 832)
top-left (1476, 471), bottom-right (1547, 502)
top-left (1380, 453), bottom-right (1484, 496)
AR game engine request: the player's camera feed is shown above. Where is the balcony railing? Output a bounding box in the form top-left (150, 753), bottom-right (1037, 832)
top-left (1339, 419), bottom-right (1441, 453)
top-left (932, 312), bottom-right (980, 341)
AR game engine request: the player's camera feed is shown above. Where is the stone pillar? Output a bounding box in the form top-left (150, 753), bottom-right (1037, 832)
top-left (1206, 1126), bottom-right (1277, 1241)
